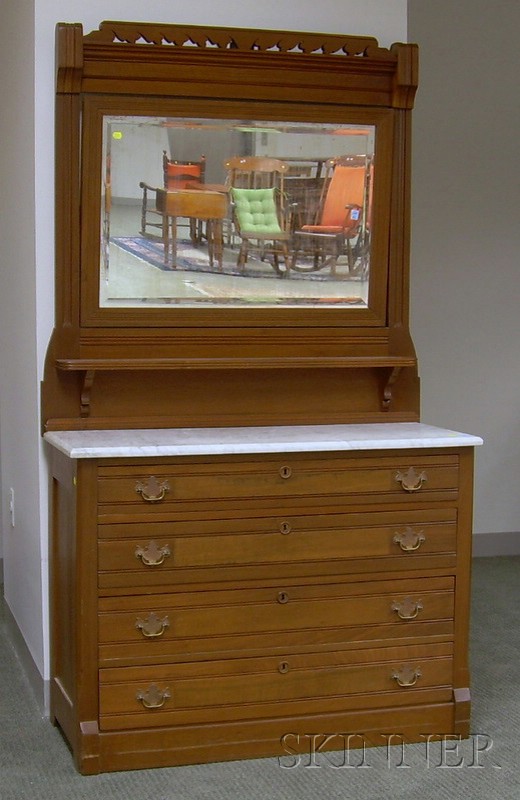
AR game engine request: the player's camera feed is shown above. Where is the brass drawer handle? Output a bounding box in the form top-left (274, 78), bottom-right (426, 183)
top-left (279, 521), bottom-right (292, 535)
top-left (136, 684), bottom-right (171, 709)
top-left (395, 467), bottom-right (427, 493)
top-left (393, 526), bottom-right (426, 551)
top-left (135, 540), bottom-right (171, 567)
top-left (391, 597), bottom-right (423, 620)
top-left (279, 465), bottom-right (292, 479)
top-left (135, 476), bottom-right (170, 503)
top-left (392, 527), bottom-right (426, 553)
top-left (392, 665), bottom-right (422, 688)
top-left (278, 661), bottom-right (290, 674)
top-left (277, 591), bottom-right (290, 604)
top-left (135, 612), bottom-right (170, 638)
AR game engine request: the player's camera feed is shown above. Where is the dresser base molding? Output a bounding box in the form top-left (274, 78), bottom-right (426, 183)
top-left (45, 423), bottom-right (481, 774)
top-left (53, 694), bottom-right (465, 775)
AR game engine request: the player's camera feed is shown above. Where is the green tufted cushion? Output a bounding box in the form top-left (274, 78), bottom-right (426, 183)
top-left (231, 187), bottom-right (283, 235)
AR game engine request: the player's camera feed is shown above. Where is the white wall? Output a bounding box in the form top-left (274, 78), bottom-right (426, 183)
top-left (0, 1), bottom-right (407, 680)
top-left (0, 0), bottom-right (43, 666)
top-left (408, 0), bottom-right (520, 537)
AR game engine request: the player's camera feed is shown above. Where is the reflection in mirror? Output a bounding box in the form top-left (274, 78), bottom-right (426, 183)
top-left (100, 116), bottom-right (374, 308)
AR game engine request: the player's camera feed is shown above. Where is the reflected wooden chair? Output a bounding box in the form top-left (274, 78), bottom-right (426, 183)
top-left (279, 158), bottom-right (328, 230)
top-left (139, 151), bottom-right (206, 241)
top-left (225, 156), bottom-right (291, 276)
top-left (290, 156), bottom-right (371, 277)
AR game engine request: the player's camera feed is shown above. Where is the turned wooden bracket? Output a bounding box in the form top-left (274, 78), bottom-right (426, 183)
top-left (80, 370), bottom-right (96, 417)
top-left (382, 366), bottom-right (402, 411)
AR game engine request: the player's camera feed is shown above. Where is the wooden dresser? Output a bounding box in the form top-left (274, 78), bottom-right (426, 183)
top-left (43, 21), bottom-right (482, 775)
top-left (45, 423), bottom-right (482, 774)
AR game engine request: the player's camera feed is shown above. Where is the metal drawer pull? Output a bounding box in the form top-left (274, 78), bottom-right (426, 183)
top-left (135, 541), bottom-right (171, 567)
top-left (391, 597), bottom-right (423, 620)
top-left (392, 666), bottom-right (422, 688)
top-left (135, 476), bottom-right (170, 503)
top-left (395, 467), bottom-right (427, 493)
top-left (279, 521), bottom-right (292, 535)
top-left (278, 661), bottom-right (290, 674)
top-left (277, 591), bottom-right (290, 604)
top-left (279, 465), bottom-right (292, 479)
top-left (393, 527), bottom-right (426, 551)
top-left (135, 612), bottom-right (170, 638)
top-left (136, 684), bottom-right (171, 709)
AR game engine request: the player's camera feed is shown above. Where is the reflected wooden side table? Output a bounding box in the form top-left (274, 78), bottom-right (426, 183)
top-left (156, 188), bottom-right (228, 270)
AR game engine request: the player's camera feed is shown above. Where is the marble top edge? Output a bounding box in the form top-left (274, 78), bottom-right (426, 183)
top-left (44, 423), bottom-right (483, 459)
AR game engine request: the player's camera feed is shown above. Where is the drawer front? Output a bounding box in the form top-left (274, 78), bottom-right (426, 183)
top-left (97, 454), bottom-right (459, 514)
top-left (99, 642), bottom-right (453, 731)
top-left (98, 508), bottom-right (457, 590)
top-left (98, 577), bottom-right (454, 666)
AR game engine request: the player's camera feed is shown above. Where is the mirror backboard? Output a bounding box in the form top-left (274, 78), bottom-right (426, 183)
top-left (43, 20), bottom-right (420, 432)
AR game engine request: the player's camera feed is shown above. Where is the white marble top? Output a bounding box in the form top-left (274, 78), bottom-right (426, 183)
top-left (43, 423), bottom-right (483, 460)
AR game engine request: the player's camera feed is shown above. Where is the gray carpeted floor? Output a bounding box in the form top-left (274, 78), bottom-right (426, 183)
top-left (1, 556), bottom-right (519, 799)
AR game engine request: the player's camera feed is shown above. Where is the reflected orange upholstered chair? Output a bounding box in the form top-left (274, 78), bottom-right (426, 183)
top-left (290, 157), bottom-right (370, 277)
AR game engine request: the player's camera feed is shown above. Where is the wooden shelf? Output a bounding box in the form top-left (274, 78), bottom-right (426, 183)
top-left (52, 357), bottom-right (417, 421)
top-left (55, 355), bottom-right (417, 372)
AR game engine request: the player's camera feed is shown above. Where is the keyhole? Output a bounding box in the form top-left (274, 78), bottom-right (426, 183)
top-left (278, 661), bottom-right (290, 674)
top-left (277, 591), bottom-right (289, 604)
top-left (279, 521), bottom-right (292, 535)
top-left (279, 466), bottom-right (292, 479)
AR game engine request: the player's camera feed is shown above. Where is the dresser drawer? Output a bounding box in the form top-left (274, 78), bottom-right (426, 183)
top-left (96, 453), bottom-right (459, 515)
top-left (98, 576), bottom-right (454, 666)
top-left (98, 508), bottom-right (457, 590)
top-left (99, 642), bottom-right (453, 731)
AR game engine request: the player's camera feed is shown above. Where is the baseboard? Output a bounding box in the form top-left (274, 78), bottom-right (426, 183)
top-left (3, 600), bottom-right (49, 717)
top-left (473, 531), bottom-right (520, 557)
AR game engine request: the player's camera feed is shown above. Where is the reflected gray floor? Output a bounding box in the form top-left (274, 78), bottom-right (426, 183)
top-left (101, 202), bottom-right (369, 307)
top-left (1, 557), bottom-right (519, 799)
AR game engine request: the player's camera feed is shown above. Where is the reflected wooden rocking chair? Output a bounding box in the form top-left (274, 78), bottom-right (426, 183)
top-left (289, 156), bottom-right (370, 277)
top-left (225, 156), bottom-right (291, 276)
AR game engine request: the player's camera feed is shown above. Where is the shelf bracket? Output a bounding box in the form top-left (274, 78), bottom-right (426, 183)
top-left (80, 370), bottom-right (96, 417)
top-left (382, 366), bottom-right (402, 411)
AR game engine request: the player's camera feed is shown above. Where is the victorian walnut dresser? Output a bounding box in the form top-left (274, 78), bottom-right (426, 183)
top-left (44, 424), bottom-right (481, 773)
top-left (42, 21), bottom-right (482, 773)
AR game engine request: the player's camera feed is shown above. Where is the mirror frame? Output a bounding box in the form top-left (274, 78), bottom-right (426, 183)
top-left (84, 100), bottom-right (387, 324)
top-left (43, 20), bottom-right (419, 430)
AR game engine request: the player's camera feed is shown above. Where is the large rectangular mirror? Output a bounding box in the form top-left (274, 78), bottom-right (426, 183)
top-left (101, 115), bottom-right (374, 308)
